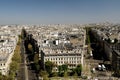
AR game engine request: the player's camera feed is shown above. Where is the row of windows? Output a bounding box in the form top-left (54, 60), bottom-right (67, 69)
top-left (0, 63), bottom-right (5, 66)
top-left (45, 60), bottom-right (81, 65)
top-left (45, 57), bottom-right (81, 61)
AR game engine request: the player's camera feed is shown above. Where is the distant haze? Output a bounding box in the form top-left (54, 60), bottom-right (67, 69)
top-left (0, 0), bottom-right (120, 24)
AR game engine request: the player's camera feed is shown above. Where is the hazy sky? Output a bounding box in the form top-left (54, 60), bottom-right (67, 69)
top-left (0, 0), bottom-right (120, 24)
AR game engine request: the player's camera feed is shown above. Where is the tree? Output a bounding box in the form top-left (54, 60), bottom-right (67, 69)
top-left (39, 70), bottom-right (49, 80)
top-left (2, 75), bottom-right (8, 80)
top-left (10, 61), bottom-right (18, 72)
top-left (58, 65), bottom-right (63, 74)
top-left (34, 53), bottom-right (39, 64)
top-left (28, 43), bottom-right (33, 53)
top-left (34, 53), bottom-right (40, 72)
top-left (85, 27), bottom-right (91, 44)
top-left (62, 64), bottom-right (68, 72)
top-left (21, 28), bottom-right (27, 39)
top-left (35, 64), bottom-right (40, 72)
top-left (64, 71), bottom-right (68, 78)
top-left (0, 73), bottom-right (8, 80)
top-left (12, 46), bottom-right (21, 63)
top-left (75, 64), bottom-right (82, 76)
top-left (8, 72), bottom-right (15, 80)
top-left (58, 64), bottom-right (68, 77)
top-left (49, 72), bottom-right (57, 77)
top-left (8, 34), bottom-right (21, 80)
top-left (107, 38), bottom-right (111, 43)
top-left (45, 61), bottom-right (54, 75)
top-left (114, 38), bottom-right (118, 43)
top-left (69, 68), bottom-right (76, 76)
top-left (58, 65), bottom-right (63, 76)
top-left (73, 72), bottom-right (77, 78)
top-left (0, 72), bottom-right (2, 80)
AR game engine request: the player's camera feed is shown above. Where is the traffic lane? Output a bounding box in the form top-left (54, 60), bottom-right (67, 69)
top-left (27, 64), bottom-right (37, 80)
top-left (17, 63), bottom-right (25, 80)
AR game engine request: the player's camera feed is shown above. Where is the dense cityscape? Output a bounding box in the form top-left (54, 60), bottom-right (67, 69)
top-left (1, 0), bottom-right (120, 80)
top-left (0, 23), bottom-right (119, 80)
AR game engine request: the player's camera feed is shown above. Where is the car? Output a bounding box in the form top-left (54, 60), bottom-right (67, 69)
top-left (97, 64), bottom-right (106, 71)
top-left (92, 68), bottom-right (96, 73)
top-left (98, 64), bottom-right (102, 71)
top-left (101, 64), bottom-right (106, 71)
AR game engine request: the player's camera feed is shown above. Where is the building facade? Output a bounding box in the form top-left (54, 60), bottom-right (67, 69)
top-left (41, 50), bottom-right (82, 71)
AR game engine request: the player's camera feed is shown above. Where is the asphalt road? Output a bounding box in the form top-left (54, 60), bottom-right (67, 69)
top-left (17, 40), bottom-right (29, 80)
top-left (17, 40), bottom-right (37, 80)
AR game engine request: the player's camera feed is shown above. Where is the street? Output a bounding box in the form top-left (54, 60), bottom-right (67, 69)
top-left (17, 40), bottom-right (37, 80)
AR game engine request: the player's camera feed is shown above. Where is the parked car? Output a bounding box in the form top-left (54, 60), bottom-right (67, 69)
top-left (98, 64), bottom-right (102, 71)
top-left (97, 64), bottom-right (106, 71)
top-left (101, 64), bottom-right (106, 71)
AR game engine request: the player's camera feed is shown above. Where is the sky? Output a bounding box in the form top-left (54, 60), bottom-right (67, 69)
top-left (0, 0), bottom-right (120, 24)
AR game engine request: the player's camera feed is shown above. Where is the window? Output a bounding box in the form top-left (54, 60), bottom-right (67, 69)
top-left (74, 57), bottom-right (76, 60)
top-left (77, 61), bottom-right (80, 63)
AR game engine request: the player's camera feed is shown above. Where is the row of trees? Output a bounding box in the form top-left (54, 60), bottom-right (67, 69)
top-left (21, 28), bottom-right (41, 74)
top-left (85, 27), bottom-right (91, 45)
top-left (39, 61), bottom-right (82, 79)
top-left (0, 35), bottom-right (22, 80)
top-left (58, 64), bottom-right (82, 77)
top-left (9, 35), bottom-right (21, 80)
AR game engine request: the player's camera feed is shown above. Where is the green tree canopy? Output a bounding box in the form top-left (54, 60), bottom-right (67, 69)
top-left (39, 70), bottom-right (49, 80)
top-left (58, 65), bottom-right (63, 73)
top-left (28, 43), bottom-right (33, 53)
top-left (75, 64), bottom-right (82, 76)
top-left (58, 64), bottom-right (68, 77)
top-left (12, 45), bottom-right (21, 63)
top-left (34, 53), bottom-right (39, 64)
top-left (45, 61), bottom-right (54, 74)
top-left (62, 64), bottom-right (68, 72)
top-left (21, 28), bottom-right (27, 39)
top-left (10, 61), bottom-right (19, 72)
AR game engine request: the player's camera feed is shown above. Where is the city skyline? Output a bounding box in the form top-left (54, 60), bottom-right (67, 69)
top-left (0, 0), bottom-right (120, 24)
